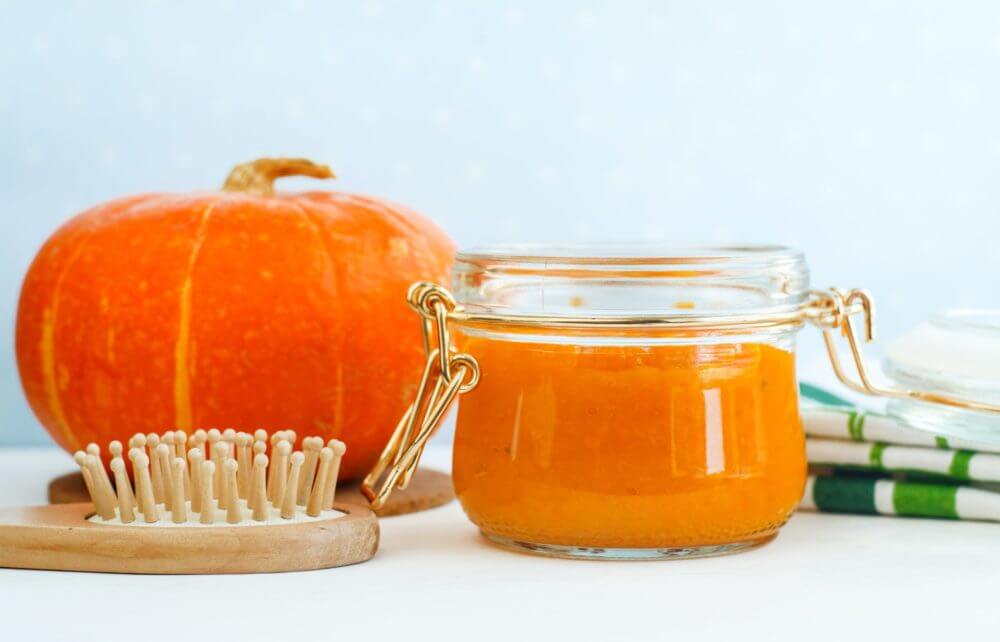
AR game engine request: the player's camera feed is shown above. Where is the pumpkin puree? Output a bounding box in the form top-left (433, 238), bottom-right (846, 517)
top-left (452, 335), bottom-right (805, 548)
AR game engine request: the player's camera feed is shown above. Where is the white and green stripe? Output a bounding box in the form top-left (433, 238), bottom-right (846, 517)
top-left (803, 406), bottom-right (1000, 454)
top-left (806, 438), bottom-right (1000, 482)
top-left (801, 474), bottom-right (1000, 522)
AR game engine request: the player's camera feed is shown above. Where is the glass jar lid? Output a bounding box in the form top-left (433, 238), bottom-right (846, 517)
top-left (884, 310), bottom-right (1000, 441)
top-left (451, 243), bottom-right (809, 327)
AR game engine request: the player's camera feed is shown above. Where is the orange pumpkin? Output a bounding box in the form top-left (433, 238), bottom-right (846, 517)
top-left (16, 158), bottom-right (454, 480)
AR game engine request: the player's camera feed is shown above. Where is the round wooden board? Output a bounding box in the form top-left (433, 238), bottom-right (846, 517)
top-left (49, 467), bottom-right (454, 517)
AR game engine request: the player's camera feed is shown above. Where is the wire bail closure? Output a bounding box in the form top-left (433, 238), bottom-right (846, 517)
top-left (361, 283), bottom-right (480, 510)
top-left (806, 288), bottom-right (1000, 415)
top-left (363, 283), bottom-right (1000, 510)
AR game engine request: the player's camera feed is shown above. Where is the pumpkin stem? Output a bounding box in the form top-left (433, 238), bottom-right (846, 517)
top-left (222, 158), bottom-right (335, 196)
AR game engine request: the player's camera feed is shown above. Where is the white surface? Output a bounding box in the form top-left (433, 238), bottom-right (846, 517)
top-left (1, 446), bottom-right (999, 642)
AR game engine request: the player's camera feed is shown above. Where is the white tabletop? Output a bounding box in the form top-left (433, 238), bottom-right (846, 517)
top-left (1, 444), bottom-right (998, 641)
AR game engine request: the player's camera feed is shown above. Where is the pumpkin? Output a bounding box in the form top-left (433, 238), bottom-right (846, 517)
top-left (15, 158), bottom-right (454, 480)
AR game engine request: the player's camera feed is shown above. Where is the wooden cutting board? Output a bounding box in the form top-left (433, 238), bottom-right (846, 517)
top-left (49, 467), bottom-right (454, 517)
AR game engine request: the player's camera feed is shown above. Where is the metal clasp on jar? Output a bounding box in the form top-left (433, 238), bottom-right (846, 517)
top-left (806, 288), bottom-right (1000, 415)
top-left (361, 283), bottom-right (480, 510)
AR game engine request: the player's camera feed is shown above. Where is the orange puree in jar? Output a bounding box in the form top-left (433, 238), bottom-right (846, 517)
top-left (452, 333), bottom-right (806, 549)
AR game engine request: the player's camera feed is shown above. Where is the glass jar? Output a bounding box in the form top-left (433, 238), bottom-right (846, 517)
top-left (452, 243), bottom-right (809, 559)
top-left (361, 243), bottom-right (1000, 560)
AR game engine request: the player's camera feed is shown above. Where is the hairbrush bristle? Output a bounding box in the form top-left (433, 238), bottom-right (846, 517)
top-left (110, 457), bottom-right (135, 523)
top-left (80, 429), bottom-right (346, 527)
top-left (200, 460), bottom-right (216, 524)
top-left (171, 458), bottom-right (187, 523)
top-left (132, 450), bottom-right (157, 523)
top-left (282, 452), bottom-right (305, 519)
top-left (175, 430), bottom-right (188, 461)
top-left (224, 458), bottom-right (242, 524)
top-left (296, 437), bottom-right (320, 505)
top-left (235, 433), bottom-right (251, 498)
top-left (251, 453), bottom-right (268, 521)
top-left (308, 448), bottom-right (333, 517)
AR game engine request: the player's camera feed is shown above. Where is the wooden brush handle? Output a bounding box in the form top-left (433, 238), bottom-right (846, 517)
top-left (0, 503), bottom-right (378, 574)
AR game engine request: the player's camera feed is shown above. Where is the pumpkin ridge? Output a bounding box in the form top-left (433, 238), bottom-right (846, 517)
top-left (173, 202), bottom-right (217, 431)
top-left (290, 198), bottom-right (342, 297)
top-left (292, 199), bottom-right (347, 435)
top-left (39, 212), bottom-right (111, 453)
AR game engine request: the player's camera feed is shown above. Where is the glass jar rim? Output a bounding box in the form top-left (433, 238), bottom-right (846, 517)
top-left (450, 242), bottom-right (811, 330)
top-left (457, 242), bottom-right (805, 268)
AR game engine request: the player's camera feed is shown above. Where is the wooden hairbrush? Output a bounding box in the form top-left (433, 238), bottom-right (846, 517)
top-left (0, 429), bottom-right (378, 574)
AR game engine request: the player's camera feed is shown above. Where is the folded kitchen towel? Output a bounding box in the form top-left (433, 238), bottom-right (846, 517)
top-left (798, 384), bottom-right (1000, 523)
top-left (802, 474), bottom-right (1000, 522)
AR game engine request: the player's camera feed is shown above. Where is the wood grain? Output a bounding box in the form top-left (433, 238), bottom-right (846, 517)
top-left (0, 502), bottom-right (378, 574)
top-left (50, 468), bottom-right (455, 517)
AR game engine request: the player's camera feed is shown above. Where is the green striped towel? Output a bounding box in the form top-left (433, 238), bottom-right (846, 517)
top-left (799, 383), bottom-right (1000, 523)
top-left (802, 474), bottom-right (1000, 521)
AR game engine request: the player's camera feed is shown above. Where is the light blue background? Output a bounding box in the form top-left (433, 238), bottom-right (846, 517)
top-left (3, 1), bottom-right (999, 445)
